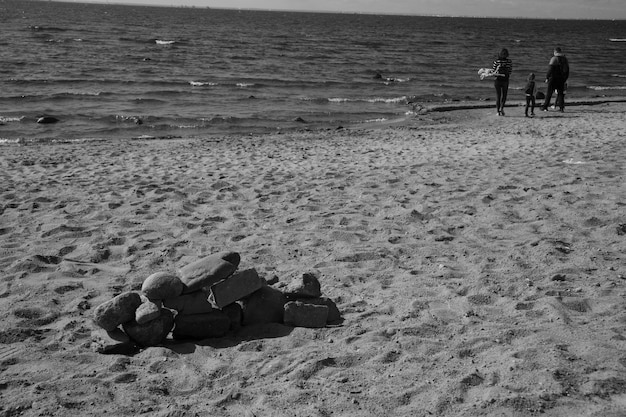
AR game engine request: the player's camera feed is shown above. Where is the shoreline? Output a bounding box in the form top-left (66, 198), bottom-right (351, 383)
top-left (423, 96), bottom-right (626, 113)
top-left (1, 101), bottom-right (625, 416)
top-left (3, 96), bottom-right (626, 146)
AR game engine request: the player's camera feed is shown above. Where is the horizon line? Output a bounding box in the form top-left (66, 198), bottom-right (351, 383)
top-left (30, 0), bottom-right (626, 21)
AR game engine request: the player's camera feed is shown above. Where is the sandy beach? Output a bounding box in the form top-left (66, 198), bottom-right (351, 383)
top-left (1, 102), bottom-right (625, 416)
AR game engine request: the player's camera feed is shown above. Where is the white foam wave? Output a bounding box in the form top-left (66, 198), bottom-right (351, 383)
top-left (328, 96), bottom-right (407, 104)
top-left (236, 83), bottom-right (254, 87)
top-left (328, 97), bottom-right (350, 103)
top-left (367, 96), bottom-right (407, 103)
top-left (0, 116), bottom-right (25, 123)
top-left (189, 81), bottom-right (218, 86)
top-left (588, 86), bottom-right (626, 90)
top-left (383, 77), bottom-right (410, 84)
top-left (155, 40), bottom-right (175, 45)
top-left (0, 138), bottom-right (25, 144)
top-left (65, 90), bottom-right (101, 96)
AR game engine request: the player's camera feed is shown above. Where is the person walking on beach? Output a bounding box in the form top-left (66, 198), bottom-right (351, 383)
top-left (493, 48), bottom-right (512, 116)
top-left (541, 47), bottom-right (569, 112)
top-left (524, 73), bottom-right (537, 117)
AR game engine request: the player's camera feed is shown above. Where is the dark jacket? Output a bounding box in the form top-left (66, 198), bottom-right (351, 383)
top-left (547, 54), bottom-right (569, 82)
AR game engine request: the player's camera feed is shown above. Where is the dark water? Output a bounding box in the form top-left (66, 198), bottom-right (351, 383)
top-left (1, 0), bottom-right (625, 142)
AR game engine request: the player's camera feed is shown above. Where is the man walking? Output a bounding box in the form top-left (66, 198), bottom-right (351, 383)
top-left (541, 47), bottom-right (569, 112)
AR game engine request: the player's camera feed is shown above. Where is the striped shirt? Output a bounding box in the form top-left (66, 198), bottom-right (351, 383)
top-left (493, 58), bottom-right (512, 81)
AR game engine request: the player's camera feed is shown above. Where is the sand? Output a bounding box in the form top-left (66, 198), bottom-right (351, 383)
top-left (1, 102), bottom-right (625, 416)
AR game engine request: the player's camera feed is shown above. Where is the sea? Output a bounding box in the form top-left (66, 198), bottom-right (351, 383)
top-left (1, 0), bottom-right (626, 143)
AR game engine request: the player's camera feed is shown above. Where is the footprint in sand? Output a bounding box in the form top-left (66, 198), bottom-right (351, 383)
top-left (13, 306), bottom-right (60, 327)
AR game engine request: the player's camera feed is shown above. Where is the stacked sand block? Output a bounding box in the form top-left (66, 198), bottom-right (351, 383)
top-left (91, 251), bottom-right (341, 352)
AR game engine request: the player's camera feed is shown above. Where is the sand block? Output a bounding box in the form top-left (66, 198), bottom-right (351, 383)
top-left (284, 271), bottom-right (322, 298)
top-left (93, 291), bottom-right (142, 331)
top-left (141, 271), bottom-right (183, 300)
top-left (242, 286), bottom-right (287, 325)
top-left (179, 251), bottom-right (241, 294)
top-left (163, 290), bottom-right (215, 315)
top-left (284, 301), bottom-right (329, 328)
top-left (90, 328), bottom-right (137, 355)
top-left (123, 308), bottom-right (174, 347)
top-left (286, 296), bottom-right (341, 324)
top-left (135, 299), bottom-right (162, 324)
top-left (172, 311), bottom-right (230, 340)
top-left (209, 268), bottom-right (264, 308)
top-left (222, 303), bottom-right (243, 331)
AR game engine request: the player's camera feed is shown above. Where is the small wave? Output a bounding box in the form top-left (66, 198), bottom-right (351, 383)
top-left (0, 138), bottom-right (25, 145)
top-left (367, 96), bottom-right (407, 104)
top-left (236, 83), bottom-right (255, 88)
top-left (327, 96), bottom-right (407, 104)
top-left (609, 38), bottom-right (626, 42)
top-left (55, 91), bottom-right (102, 98)
top-left (0, 137), bottom-right (106, 145)
top-left (383, 77), bottom-right (410, 84)
top-left (189, 81), bottom-right (218, 86)
top-left (0, 116), bottom-right (25, 123)
top-left (611, 74), bottom-right (626, 78)
top-left (28, 25), bottom-right (67, 32)
top-left (132, 97), bottom-right (167, 104)
top-left (155, 40), bottom-right (176, 45)
top-left (115, 115), bottom-right (145, 124)
top-left (131, 134), bottom-right (183, 140)
top-left (588, 86), bottom-right (626, 91)
top-left (200, 116), bottom-right (240, 123)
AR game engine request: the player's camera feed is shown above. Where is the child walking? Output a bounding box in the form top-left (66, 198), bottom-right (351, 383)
top-left (524, 73), bottom-right (537, 117)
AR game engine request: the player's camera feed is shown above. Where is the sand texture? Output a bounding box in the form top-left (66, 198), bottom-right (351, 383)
top-left (1, 103), bottom-right (626, 416)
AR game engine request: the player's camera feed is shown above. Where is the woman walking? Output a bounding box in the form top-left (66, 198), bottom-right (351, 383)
top-left (493, 48), bottom-right (512, 116)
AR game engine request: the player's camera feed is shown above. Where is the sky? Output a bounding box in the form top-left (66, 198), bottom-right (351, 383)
top-left (68, 0), bottom-right (626, 20)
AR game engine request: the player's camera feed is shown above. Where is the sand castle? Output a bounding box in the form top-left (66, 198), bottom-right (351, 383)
top-left (91, 251), bottom-right (341, 351)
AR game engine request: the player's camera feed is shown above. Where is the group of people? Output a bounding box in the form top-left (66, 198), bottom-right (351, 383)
top-left (491, 47), bottom-right (570, 117)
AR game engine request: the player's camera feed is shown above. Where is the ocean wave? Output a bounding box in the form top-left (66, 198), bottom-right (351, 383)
top-left (200, 116), bottom-right (241, 123)
top-left (367, 96), bottom-right (407, 103)
top-left (611, 74), bottom-right (626, 78)
top-left (327, 98), bottom-right (350, 103)
top-left (0, 138), bottom-right (25, 144)
top-left (0, 136), bottom-right (106, 145)
top-left (132, 97), bottom-right (168, 103)
top-left (0, 116), bottom-right (25, 123)
top-left (114, 115), bottom-right (146, 124)
top-left (189, 81), bottom-right (218, 87)
top-left (326, 96), bottom-right (407, 104)
top-left (382, 77), bottom-right (411, 84)
top-left (155, 40), bottom-right (176, 45)
top-left (28, 25), bottom-right (68, 32)
top-left (130, 134), bottom-right (183, 140)
top-left (236, 83), bottom-right (255, 88)
top-left (588, 86), bottom-right (626, 91)
top-left (54, 91), bottom-right (102, 98)
top-left (2, 91), bottom-right (105, 101)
